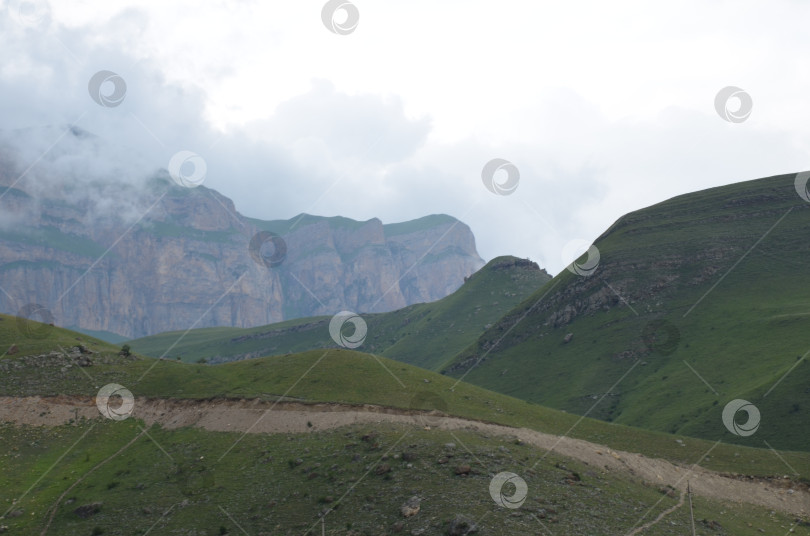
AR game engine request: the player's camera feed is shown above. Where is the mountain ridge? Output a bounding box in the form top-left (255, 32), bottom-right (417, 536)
top-left (443, 172), bottom-right (810, 451)
top-left (0, 134), bottom-right (486, 339)
top-left (127, 255), bottom-right (552, 367)
top-left (124, 172), bottom-right (810, 453)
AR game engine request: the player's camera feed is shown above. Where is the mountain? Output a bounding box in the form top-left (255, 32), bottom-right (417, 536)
top-left (0, 132), bottom-right (484, 339)
top-left (443, 173), bottom-right (810, 451)
top-left (126, 256), bottom-right (552, 368)
top-left (126, 173), bottom-right (810, 453)
top-left (1, 317), bottom-right (807, 534)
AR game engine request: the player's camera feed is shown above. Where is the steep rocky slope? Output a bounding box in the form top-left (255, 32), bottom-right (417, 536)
top-left (0, 133), bottom-right (484, 340)
top-left (444, 173), bottom-right (810, 451)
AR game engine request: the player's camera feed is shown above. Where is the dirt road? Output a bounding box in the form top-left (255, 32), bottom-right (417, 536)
top-left (2, 395), bottom-right (808, 520)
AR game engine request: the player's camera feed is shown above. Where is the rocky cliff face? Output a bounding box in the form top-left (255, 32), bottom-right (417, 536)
top-left (0, 159), bottom-right (484, 340)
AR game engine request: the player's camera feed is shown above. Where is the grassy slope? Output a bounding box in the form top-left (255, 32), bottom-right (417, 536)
top-left (66, 326), bottom-right (130, 345)
top-left (2, 422), bottom-right (802, 536)
top-left (1, 317), bottom-right (809, 534)
top-left (127, 256), bottom-right (552, 370)
top-left (0, 314), bottom-right (119, 357)
top-left (444, 173), bottom-right (810, 452)
top-left (2, 315), bottom-right (809, 480)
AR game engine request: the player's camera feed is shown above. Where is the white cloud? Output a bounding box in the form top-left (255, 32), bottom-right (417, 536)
top-left (1, 0), bottom-right (810, 274)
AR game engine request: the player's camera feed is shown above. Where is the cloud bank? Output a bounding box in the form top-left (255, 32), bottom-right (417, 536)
top-left (1, 0), bottom-right (809, 273)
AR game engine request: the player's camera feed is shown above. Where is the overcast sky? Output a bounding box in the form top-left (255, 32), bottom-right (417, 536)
top-left (2, 0), bottom-right (810, 274)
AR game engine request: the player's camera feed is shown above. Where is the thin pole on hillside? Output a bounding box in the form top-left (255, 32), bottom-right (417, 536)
top-left (688, 481), bottom-right (697, 536)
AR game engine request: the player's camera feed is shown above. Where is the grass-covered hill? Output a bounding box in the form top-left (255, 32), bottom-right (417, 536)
top-left (3, 421), bottom-right (804, 535)
top-left (1, 316), bottom-right (808, 480)
top-left (1, 318), bottom-right (809, 534)
top-left (443, 173), bottom-right (810, 452)
top-left (126, 256), bottom-right (551, 370)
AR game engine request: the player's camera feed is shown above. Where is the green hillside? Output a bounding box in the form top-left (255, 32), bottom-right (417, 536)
top-left (127, 256), bottom-right (551, 369)
top-left (1, 315), bottom-right (808, 479)
top-left (2, 422), bottom-right (801, 536)
top-left (1, 317), bottom-right (808, 534)
top-left (444, 173), bottom-right (810, 452)
top-left (6, 421), bottom-right (804, 536)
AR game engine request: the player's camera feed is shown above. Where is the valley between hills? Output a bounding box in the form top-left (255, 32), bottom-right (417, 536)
top-left (3, 172), bottom-right (810, 535)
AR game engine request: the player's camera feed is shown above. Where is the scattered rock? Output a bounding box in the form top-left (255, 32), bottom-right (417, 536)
top-left (659, 486), bottom-right (676, 498)
top-left (74, 502), bottom-right (102, 519)
top-left (455, 465), bottom-right (471, 475)
top-left (563, 333), bottom-right (573, 343)
top-left (700, 519), bottom-right (723, 531)
top-left (564, 472), bottom-right (581, 484)
top-left (375, 463), bottom-right (391, 475)
top-left (448, 514), bottom-right (478, 535)
top-left (536, 508), bottom-right (547, 519)
top-left (400, 496), bottom-right (421, 518)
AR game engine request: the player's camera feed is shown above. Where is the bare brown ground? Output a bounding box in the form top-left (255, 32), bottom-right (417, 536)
top-left (2, 395), bottom-right (808, 521)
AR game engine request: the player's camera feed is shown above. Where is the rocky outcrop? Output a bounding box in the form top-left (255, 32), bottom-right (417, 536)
top-left (0, 175), bottom-right (484, 339)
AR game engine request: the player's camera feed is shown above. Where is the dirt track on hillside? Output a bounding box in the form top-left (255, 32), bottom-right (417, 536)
top-left (2, 395), bottom-right (808, 521)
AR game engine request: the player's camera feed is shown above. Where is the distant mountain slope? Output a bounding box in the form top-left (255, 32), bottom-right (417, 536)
top-left (443, 173), bottom-right (810, 451)
top-left (127, 256), bottom-right (552, 369)
top-left (0, 128), bottom-right (484, 339)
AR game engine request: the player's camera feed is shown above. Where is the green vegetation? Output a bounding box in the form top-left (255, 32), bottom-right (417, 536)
top-left (0, 226), bottom-right (110, 258)
top-left (244, 213), bottom-right (374, 235)
top-left (5, 174), bottom-right (810, 533)
top-left (0, 314), bottom-right (119, 358)
top-left (138, 221), bottom-right (237, 243)
top-left (127, 317), bottom-right (331, 362)
top-left (444, 173), bottom-right (810, 452)
top-left (127, 256), bottom-right (551, 369)
top-left (3, 422), bottom-right (798, 535)
top-left (129, 175), bottom-right (810, 456)
top-left (242, 212), bottom-right (461, 238)
top-left (1, 315), bottom-right (808, 481)
top-left (66, 326), bottom-right (130, 345)
top-left (383, 213), bottom-right (460, 236)
top-left (1, 315), bottom-right (809, 533)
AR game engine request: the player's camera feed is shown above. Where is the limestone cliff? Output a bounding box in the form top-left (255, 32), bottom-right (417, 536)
top-left (0, 166), bottom-right (484, 340)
